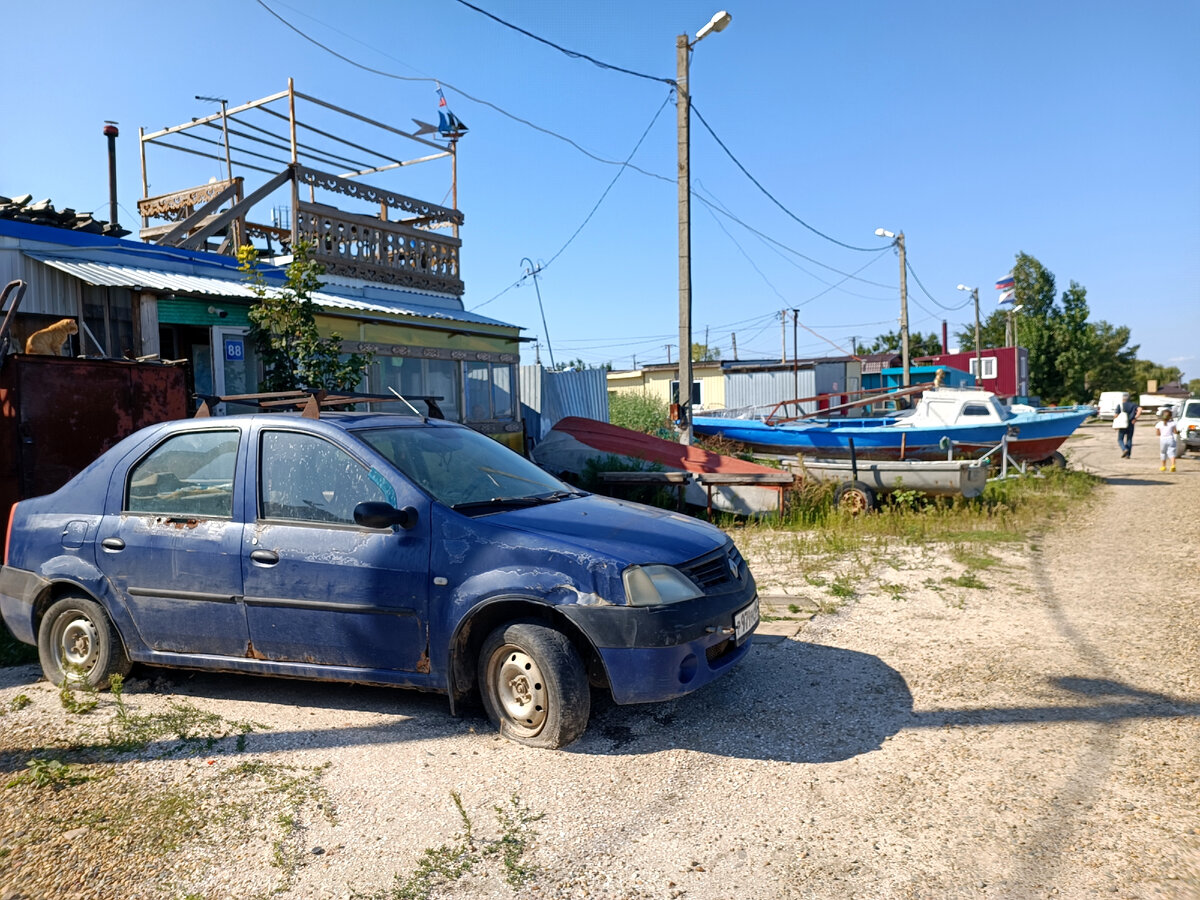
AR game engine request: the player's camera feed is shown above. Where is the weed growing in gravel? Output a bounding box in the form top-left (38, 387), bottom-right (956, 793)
top-left (227, 760), bottom-right (336, 892)
top-left (5, 756), bottom-right (93, 789)
top-left (104, 675), bottom-right (262, 756)
top-left (877, 582), bottom-right (906, 602)
top-left (487, 795), bottom-right (545, 888)
top-left (827, 574), bottom-right (856, 599)
top-left (949, 546), bottom-right (1001, 570)
top-left (58, 668), bottom-right (100, 714)
top-left (357, 792), bottom-right (544, 900)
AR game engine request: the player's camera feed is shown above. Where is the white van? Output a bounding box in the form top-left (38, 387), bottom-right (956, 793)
top-left (1097, 391), bottom-right (1126, 420)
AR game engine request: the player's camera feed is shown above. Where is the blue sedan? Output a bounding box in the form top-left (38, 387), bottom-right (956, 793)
top-left (0, 412), bottom-right (759, 747)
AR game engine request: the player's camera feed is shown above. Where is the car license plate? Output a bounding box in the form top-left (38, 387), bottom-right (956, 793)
top-left (734, 598), bottom-right (759, 643)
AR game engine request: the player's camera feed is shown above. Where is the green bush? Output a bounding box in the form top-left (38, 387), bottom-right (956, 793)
top-left (608, 392), bottom-right (672, 438)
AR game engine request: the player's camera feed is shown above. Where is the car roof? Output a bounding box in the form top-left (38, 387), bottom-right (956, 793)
top-left (177, 411), bottom-right (463, 432)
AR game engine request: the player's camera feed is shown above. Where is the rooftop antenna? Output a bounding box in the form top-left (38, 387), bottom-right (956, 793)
top-left (386, 386), bottom-right (424, 417)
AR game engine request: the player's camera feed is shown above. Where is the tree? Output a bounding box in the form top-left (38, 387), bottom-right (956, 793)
top-left (237, 242), bottom-right (371, 392)
top-left (953, 252), bottom-right (1139, 403)
top-left (1133, 360), bottom-right (1183, 396)
top-left (552, 358), bottom-right (612, 372)
top-left (692, 342), bottom-right (720, 362)
top-left (860, 330), bottom-right (943, 357)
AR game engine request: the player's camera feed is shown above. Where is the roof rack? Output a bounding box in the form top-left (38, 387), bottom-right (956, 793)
top-left (193, 389), bottom-right (445, 420)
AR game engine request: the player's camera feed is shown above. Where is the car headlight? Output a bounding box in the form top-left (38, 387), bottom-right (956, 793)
top-left (622, 565), bottom-right (704, 607)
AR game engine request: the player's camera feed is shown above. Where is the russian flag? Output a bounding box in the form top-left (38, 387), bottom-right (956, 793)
top-left (995, 274), bottom-right (1015, 291)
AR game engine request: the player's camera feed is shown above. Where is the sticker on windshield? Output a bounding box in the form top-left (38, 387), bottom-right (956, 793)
top-left (368, 467), bottom-right (397, 506)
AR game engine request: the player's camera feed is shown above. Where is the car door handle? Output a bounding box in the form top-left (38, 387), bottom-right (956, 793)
top-left (250, 549), bottom-right (280, 566)
top-left (101, 537), bottom-right (125, 552)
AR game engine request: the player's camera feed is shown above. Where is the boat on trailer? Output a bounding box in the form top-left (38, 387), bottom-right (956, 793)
top-left (692, 387), bottom-right (1090, 464)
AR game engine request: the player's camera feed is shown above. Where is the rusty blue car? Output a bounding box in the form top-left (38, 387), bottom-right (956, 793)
top-left (0, 412), bottom-right (759, 747)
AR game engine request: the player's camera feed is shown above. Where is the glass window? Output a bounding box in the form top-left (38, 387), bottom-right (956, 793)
top-left (961, 404), bottom-right (991, 417)
top-left (259, 431), bottom-right (388, 525)
top-left (491, 364), bottom-right (514, 418)
top-left (358, 424), bottom-right (565, 509)
top-left (376, 356), bottom-right (462, 421)
top-left (465, 361), bottom-right (491, 420)
top-left (126, 430), bottom-right (239, 518)
top-left (669, 380), bottom-right (702, 406)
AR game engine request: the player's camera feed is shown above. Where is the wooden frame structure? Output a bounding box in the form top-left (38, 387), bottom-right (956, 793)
top-left (137, 79), bottom-right (465, 295)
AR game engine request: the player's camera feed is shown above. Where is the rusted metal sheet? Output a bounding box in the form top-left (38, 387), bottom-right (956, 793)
top-left (0, 355), bottom-right (188, 532)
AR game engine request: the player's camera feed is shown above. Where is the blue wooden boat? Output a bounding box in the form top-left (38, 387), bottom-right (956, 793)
top-left (693, 388), bottom-right (1090, 464)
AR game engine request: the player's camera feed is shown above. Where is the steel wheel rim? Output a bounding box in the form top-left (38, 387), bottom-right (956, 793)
top-left (491, 645), bottom-right (548, 736)
top-left (55, 614), bottom-right (99, 676)
top-left (841, 491), bottom-right (868, 514)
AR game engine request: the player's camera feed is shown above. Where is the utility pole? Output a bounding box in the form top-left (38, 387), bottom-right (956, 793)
top-left (972, 286), bottom-right (981, 378)
top-left (792, 309), bottom-right (799, 416)
top-left (898, 232), bottom-right (909, 385)
top-left (875, 228), bottom-right (909, 385)
top-left (665, 344), bottom-right (673, 365)
top-left (676, 11), bottom-right (731, 446)
top-left (780, 310), bottom-right (787, 363)
top-left (522, 258), bottom-right (555, 369)
top-left (731, 332), bottom-right (737, 360)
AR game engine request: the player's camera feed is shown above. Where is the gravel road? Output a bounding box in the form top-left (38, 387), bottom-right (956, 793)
top-left (1, 421), bottom-right (1197, 900)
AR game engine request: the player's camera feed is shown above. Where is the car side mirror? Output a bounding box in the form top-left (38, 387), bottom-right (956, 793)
top-left (354, 501), bottom-right (418, 530)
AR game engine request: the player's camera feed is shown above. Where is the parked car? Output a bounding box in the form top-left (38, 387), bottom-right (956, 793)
top-left (1177, 398), bottom-right (1200, 457)
top-left (0, 412), bottom-right (759, 748)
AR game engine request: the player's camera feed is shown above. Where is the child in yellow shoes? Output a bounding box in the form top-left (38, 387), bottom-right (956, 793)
top-left (1155, 409), bottom-right (1178, 472)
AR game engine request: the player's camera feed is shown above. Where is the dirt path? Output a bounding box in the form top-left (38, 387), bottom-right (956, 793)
top-left (0, 421), bottom-right (1197, 900)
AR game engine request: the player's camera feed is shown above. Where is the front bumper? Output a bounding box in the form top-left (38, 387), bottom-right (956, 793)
top-left (560, 580), bottom-right (759, 705)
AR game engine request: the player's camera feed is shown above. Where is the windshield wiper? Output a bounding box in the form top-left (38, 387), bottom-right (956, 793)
top-left (450, 490), bottom-right (582, 514)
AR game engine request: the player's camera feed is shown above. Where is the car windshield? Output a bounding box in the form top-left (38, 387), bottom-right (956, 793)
top-left (1183, 401), bottom-right (1200, 419)
top-left (356, 424), bottom-right (577, 510)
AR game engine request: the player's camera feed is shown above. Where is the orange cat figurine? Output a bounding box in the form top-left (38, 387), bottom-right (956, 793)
top-left (25, 318), bottom-right (78, 355)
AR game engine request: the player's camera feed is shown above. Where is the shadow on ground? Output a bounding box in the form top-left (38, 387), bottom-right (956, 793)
top-left (1, 642), bottom-right (1195, 770)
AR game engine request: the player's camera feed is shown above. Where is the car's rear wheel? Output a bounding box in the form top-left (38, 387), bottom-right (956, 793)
top-left (37, 595), bottom-right (131, 689)
top-left (478, 621), bottom-right (589, 749)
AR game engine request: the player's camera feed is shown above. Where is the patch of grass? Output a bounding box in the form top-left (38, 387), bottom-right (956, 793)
top-left (877, 582), bottom-right (906, 602)
top-left (944, 572), bottom-right (988, 589)
top-left (949, 546), bottom-right (1001, 570)
top-left (827, 575), bottom-right (856, 599)
top-left (804, 574), bottom-right (827, 587)
top-left (787, 603), bottom-right (802, 614)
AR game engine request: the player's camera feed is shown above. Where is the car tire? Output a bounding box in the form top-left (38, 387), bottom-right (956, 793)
top-left (834, 480), bottom-right (876, 515)
top-left (478, 621), bottom-right (590, 749)
top-left (37, 595), bottom-right (131, 689)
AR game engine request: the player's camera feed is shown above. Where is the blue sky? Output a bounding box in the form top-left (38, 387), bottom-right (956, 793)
top-left (4, 1), bottom-right (1198, 379)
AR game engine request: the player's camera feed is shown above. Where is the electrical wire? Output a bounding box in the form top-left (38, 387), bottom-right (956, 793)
top-left (253, 0), bottom-right (671, 182)
top-left (905, 257), bottom-right (972, 311)
top-left (449, 0), bottom-right (674, 87)
top-left (470, 94), bottom-right (671, 312)
top-left (691, 103), bottom-right (892, 254)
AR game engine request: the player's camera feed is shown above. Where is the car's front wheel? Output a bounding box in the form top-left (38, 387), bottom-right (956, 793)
top-left (478, 621), bottom-right (590, 749)
top-left (37, 595), bottom-right (131, 688)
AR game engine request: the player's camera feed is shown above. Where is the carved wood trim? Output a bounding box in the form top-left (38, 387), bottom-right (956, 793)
top-left (296, 166), bottom-right (463, 226)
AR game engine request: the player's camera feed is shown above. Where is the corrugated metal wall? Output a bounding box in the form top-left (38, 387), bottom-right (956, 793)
top-left (724, 369), bottom-right (817, 415)
top-left (0, 253), bottom-right (81, 316)
top-left (520, 366), bottom-right (610, 440)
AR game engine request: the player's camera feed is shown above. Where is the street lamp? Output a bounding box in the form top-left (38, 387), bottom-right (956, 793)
top-left (875, 228), bottom-right (909, 385)
top-left (677, 10), bottom-right (732, 445)
top-left (956, 284), bottom-right (982, 382)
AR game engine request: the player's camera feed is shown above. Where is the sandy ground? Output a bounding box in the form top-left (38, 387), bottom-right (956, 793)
top-left (0, 420), bottom-right (1197, 900)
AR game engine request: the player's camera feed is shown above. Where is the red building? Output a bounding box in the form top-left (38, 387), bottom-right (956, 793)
top-left (914, 346), bottom-right (1029, 399)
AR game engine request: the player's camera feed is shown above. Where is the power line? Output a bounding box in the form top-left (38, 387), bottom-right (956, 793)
top-left (253, 0), bottom-right (672, 183)
top-left (470, 94), bottom-right (671, 312)
top-left (691, 102), bottom-right (892, 253)
top-left (449, 0), bottom-right (674, 87)
top-left (905, 257), bottom-right (972, 311)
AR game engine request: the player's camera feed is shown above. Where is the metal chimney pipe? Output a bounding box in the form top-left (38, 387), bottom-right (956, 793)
top-left (942, 319), bottom-right (948, 354)
top-left (103, 121), bottom-right (119, 226)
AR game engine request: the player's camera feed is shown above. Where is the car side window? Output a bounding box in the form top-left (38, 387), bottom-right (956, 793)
top-left (126, 430), bottom-right (239, 518)
top-left (259, 431), bottom-right (387, 525)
